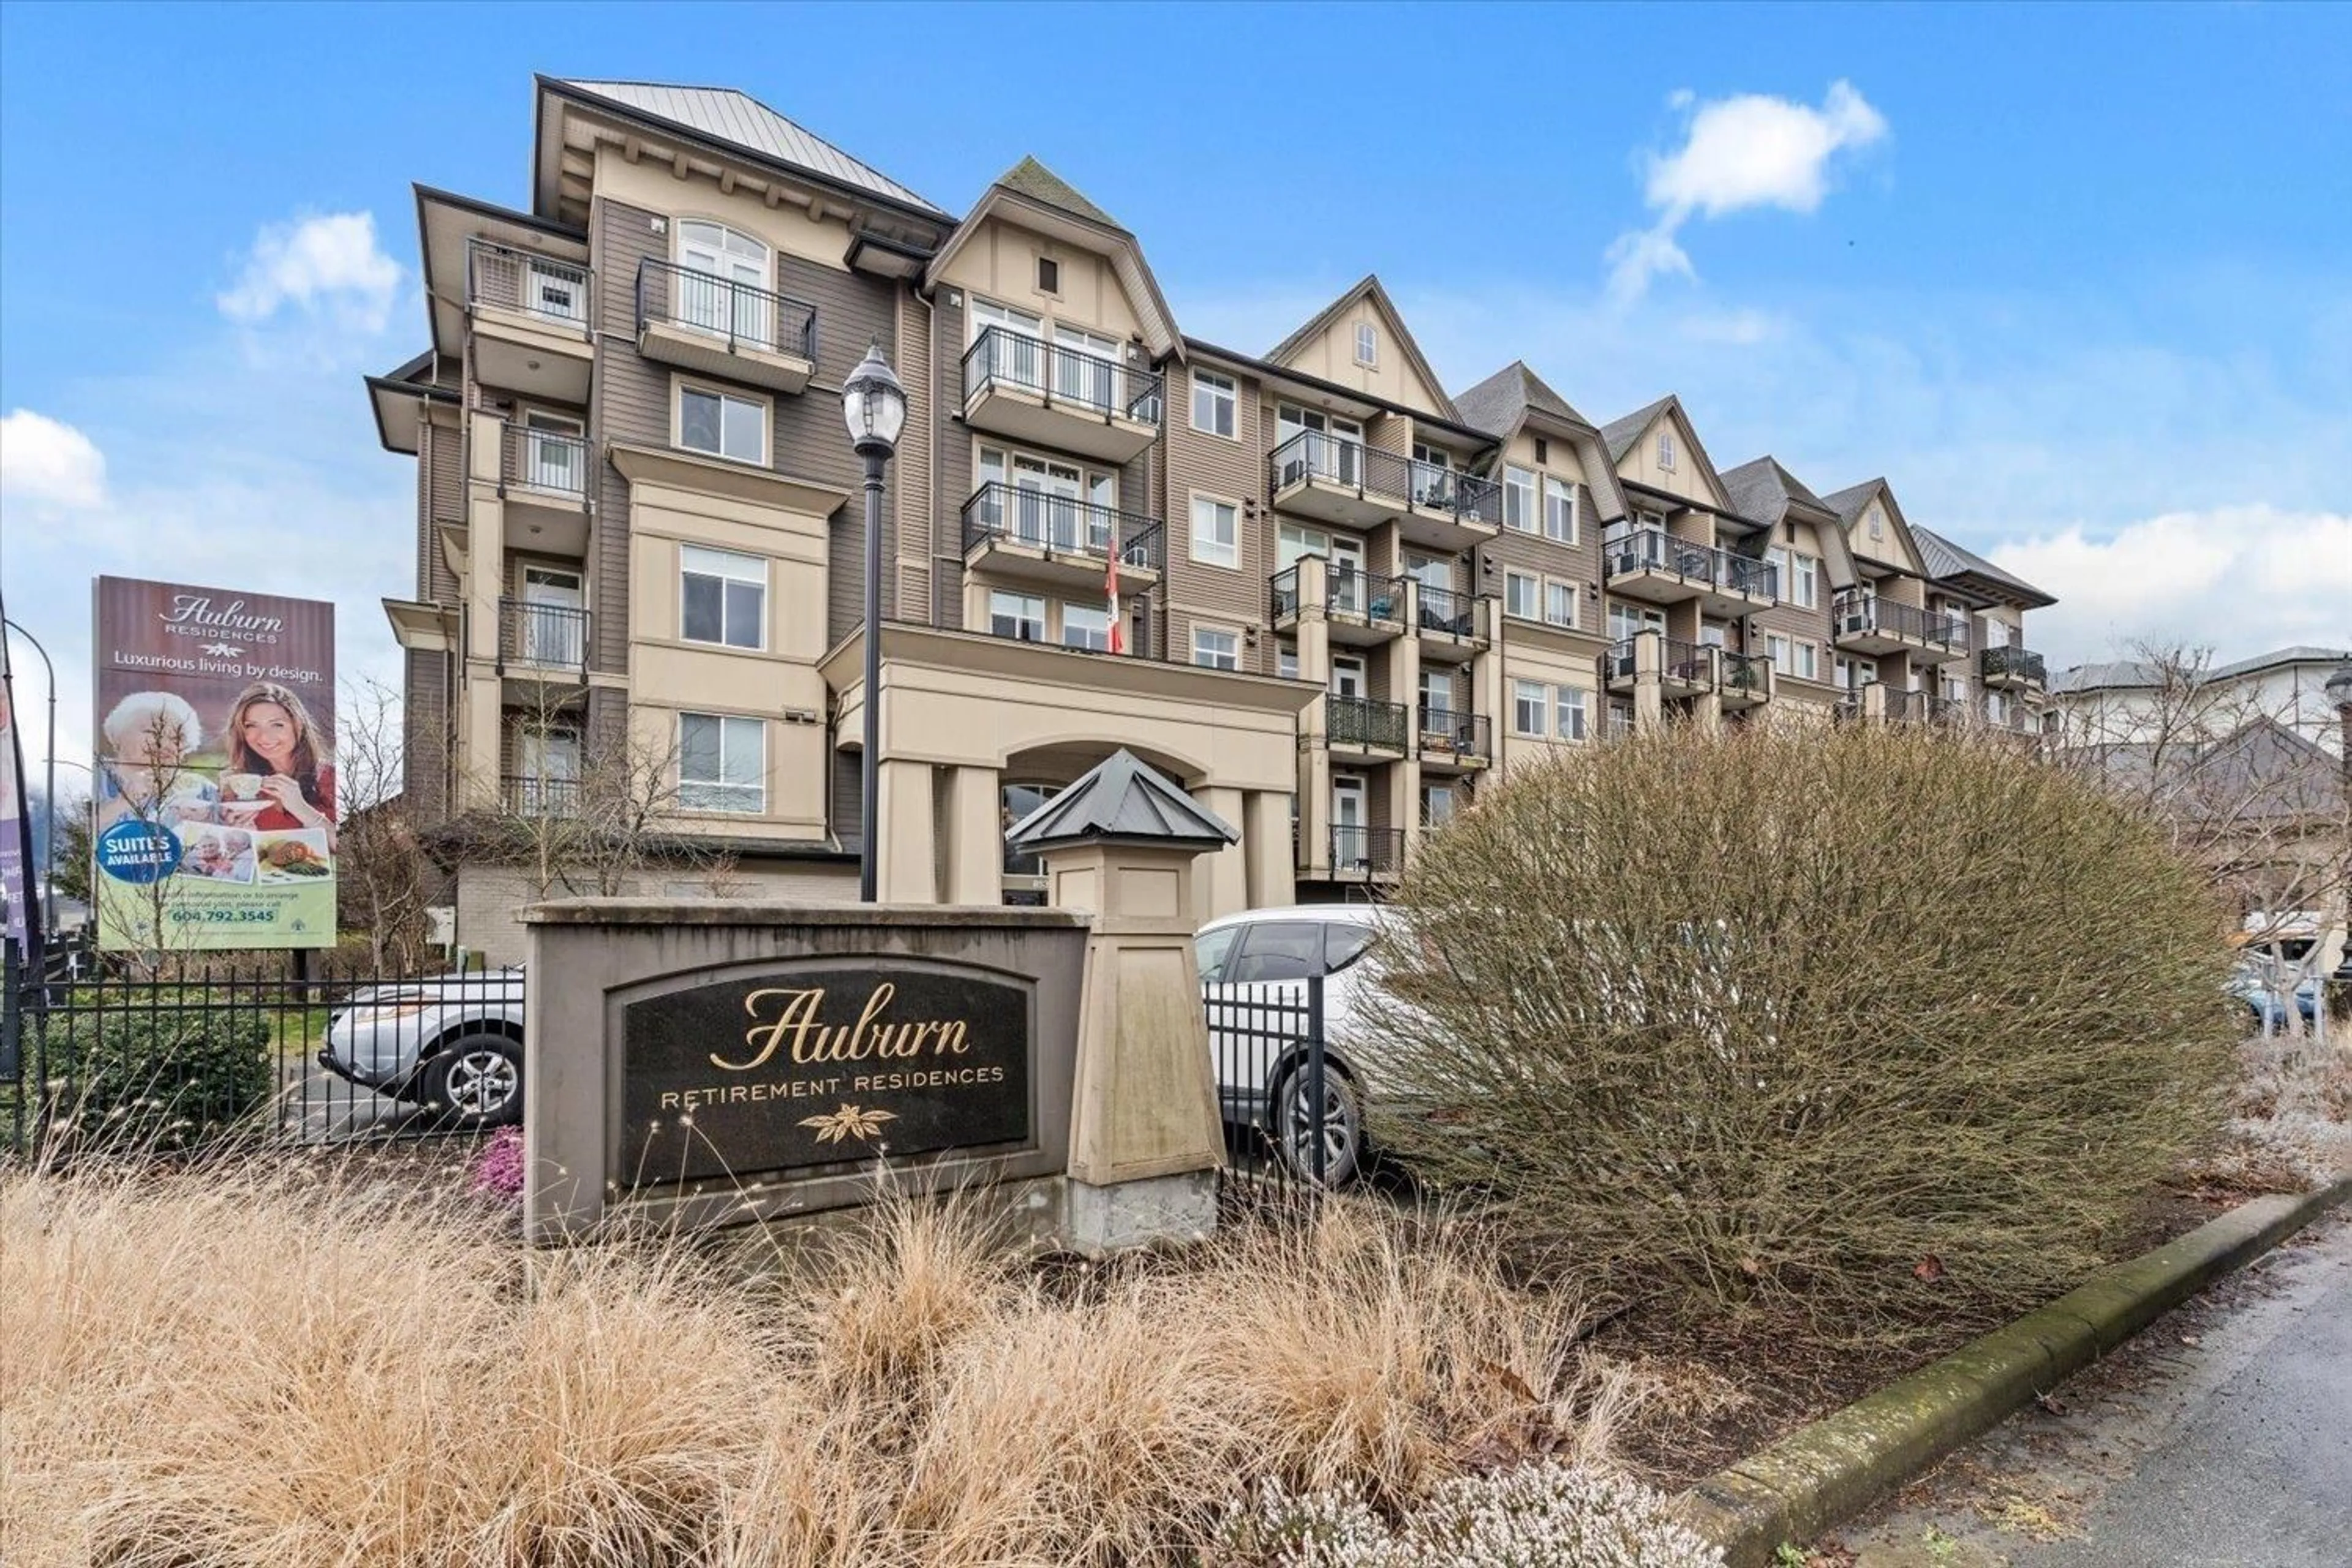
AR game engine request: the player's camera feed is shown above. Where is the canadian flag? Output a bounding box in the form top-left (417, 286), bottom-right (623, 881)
top-left (1106, 548), bottom-right (1125, 655)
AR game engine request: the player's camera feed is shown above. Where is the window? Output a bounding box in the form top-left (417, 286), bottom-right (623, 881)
top-left (1419, 669), bottom-right (1453, 718)
top-left (679, 545), bottom-right (766, 650)
top-left (1194, 925), bottom-right (1240, 984)
top-left (1867, 504), bottom-right (1885, 541)
top-left (1555, 686), bottom-right (1588, 742)
top-left (1355, 322), bottom-right (1379, 366)
top-left (1191, 495), bottom-right (1239, 568)
top-left (1231, 921), bottom-right (1326, 984)
top-left (1533, 436), bottom-right (1550, 465)
top-left (1790, 551), bottom-right (1818, 608)
top-left (1835, 655), bottom-right (1877, 691)
top-left (1277, 642), bottom-right (1298, 680)
top-left (1544, 476), bottom-right (1578, 544)
top-left (1609, 701), bottom-right (1635, 740)
top-left (1422, 784), bottom-right (1457, 829)
top-left (1792, 641), bottom-right (1818, 680)
top-left (1767, 636), bottom-right (1815, 679)
top-left (1657, 429), bottom-right (1676, 470)
top-left (1036, 256), bottom-right (1060, 293)
top-left (1608, 602), bottom-right (1664, 643)
top-left (1986, 692), bottom-right (2011, 726)
top-left (1062, 603), bottom-right (1110, 651)
top-left (679, 385), bottom-right (766, 464)
top-left (676, 221), bottom-right (772, 342)
top-left (1505, 570), bottom-right (1539, 619)
top-left (1193, 625), bottom-right (1240, 670)
top-left (678, 713), bottom-right (763, 813)
top-left (1766, 634), bottom-right (1791, 674)
top-left (989, 590), bottom-right (1045, 643)
top-left (1512, 679), bottom-right (1547, 737)
top-left (1544, 580), bottom-right (1577, 628)
top-left (1191, 370), bottom-right (1237, 439)
top-left (1503, 466), bottom-right (1537, 533)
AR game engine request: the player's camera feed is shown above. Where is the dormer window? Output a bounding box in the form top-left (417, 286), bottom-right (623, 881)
top-left (1657, 429), bottom-right (1676, 470)
top-left (1355, 322), bottom-right (1379, 367)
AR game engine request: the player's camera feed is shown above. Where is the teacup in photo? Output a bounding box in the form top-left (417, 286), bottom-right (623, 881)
top-left (217, 797), bottom-right (269, 827)
top-left (220, 772), bottom-right (265, 801)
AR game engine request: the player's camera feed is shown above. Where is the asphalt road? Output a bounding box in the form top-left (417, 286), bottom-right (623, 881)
top-left (1833, 1208), bottom-right (2352, 1568)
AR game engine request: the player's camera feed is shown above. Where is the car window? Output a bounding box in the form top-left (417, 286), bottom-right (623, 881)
top-left (1195, 926), bottom-right (1241, 985)
top-left (1229, 921), bottom-right (1326, 984)
top-left (1325, 923), bottom-right (1376, 974)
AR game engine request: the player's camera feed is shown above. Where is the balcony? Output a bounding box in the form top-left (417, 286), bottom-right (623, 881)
top-left (1924, 692), bottom-right (1978, 726)
top-left (1602, 527), bottom-right (1778, 615)
top-left (1324, 825), bottom-right (1405, 881)
top-left (1417, 707), bottom-right (1491, 771)
top-left (960, 327), bottom-right (1162, 465)
top-left (496, 598), bottom-right (589, 689)
top-left (1267, 434), bottom-right (1502, 551)
top-left (1981, 643), bottom-right (2048, 691)
top-left (1269, 564), bottom-right (1407, 647)
top-left (1414, 585), bottom-right (1490, 663)
top-left (502, 774), bottom-right (579, 818)
top-left (1325, 695), bottom-right (1411, 756)
top-left (1717, 649), bottom-right (1772, 710)
top-left (1881, 686), bottom-right (1928, 723)
top-left (496, 422), bottom-right (592, 554)
top-left (467, 239), bottom-right (592, 402)
top-left (1604, 635), bottom-right (1714, 697)
top-left (635, 258), bottom-right (818, 394)
top-left (960, 483), bottom-right (1164, 592)
top-left (1832, 589), bottom-right (1967, 658)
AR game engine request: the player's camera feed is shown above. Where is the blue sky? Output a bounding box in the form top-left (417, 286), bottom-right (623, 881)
top-left (4, 1), bottom-right (2348, 780)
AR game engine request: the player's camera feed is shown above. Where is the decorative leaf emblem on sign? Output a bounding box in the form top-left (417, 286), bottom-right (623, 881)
top-left (798, 1104), bottom-right (898, 1145)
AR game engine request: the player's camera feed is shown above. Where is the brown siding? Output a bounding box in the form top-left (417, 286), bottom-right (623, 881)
top-left (829, 747), bottom-right (861, 843)
top-left (402, 648), bottom-right (451, 825)
top-left (892, 288), bottom-right (933, 626)
top-left (931, 289), bottom-right (971, 630)
top-left (1160, 368), bottom-right (1270, 673)
top-left (590, 198), bottom-right (666, 676)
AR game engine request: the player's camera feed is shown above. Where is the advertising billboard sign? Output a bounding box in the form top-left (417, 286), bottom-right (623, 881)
top-left (92, 577), bottom-right (337, 951)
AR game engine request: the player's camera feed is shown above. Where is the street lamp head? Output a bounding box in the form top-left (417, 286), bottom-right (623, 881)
top-left (840, 341), bottom-right (907, 459)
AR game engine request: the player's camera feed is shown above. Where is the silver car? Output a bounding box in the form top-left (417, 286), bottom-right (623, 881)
top-left (318, 968), bottom-right (527, 1128)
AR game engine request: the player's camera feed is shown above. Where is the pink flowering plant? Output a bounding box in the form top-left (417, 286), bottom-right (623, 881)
top-left (469, 1126), bottom-right (525, 1200)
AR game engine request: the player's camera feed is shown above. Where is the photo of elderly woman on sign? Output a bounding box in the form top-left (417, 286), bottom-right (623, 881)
top-left (222, 681), bottom-right (336, 842)
top-left (96, 690), bottom-right (214, 831)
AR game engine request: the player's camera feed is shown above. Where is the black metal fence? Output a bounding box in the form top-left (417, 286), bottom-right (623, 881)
top-left (1205, 971), bottom-right (1340, 1198)
top-left (2, 943), bottom-right (517, 1157)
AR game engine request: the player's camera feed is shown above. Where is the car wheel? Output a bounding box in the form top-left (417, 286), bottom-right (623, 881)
top-left (1271, 1058), bottom-right (1363, 1187)
top-left (423, 1035), bottom-right (523, 1129)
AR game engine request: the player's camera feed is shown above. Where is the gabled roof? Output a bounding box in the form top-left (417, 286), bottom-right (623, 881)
top-left (546, 78), bottom-right (949, 219)
top-left (1597, 394), bottom-right (1741, 518)
top-left (1264, 274), bottom-right (1462, 423)
top-left (995, 154), bottom-right (1118, 228)
top-left (1452, 360), bottom-right (1595, 437)
top-left (1599, 395), bottom-right (1678, 464)
top-left (1720, 456), bottom-right (1836, 526)
top-left (2052, 646), bottom-right (2352, 694)
top-left (1819, 477), bottom-right (1933, 575)
top-left (1003, 749), bottom-right (1238, 851)
top-left (926, 156), bottom-right (1182, 359)
top-left (1911, 525), bottom-right (2057, 609)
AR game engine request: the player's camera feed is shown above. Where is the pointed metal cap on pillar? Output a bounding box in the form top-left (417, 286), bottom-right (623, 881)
top-left (1005, 749), bottom-right (1239, 854)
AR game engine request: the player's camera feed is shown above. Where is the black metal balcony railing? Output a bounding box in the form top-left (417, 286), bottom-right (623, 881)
top-left (1882, 687), bottom-right (1928, 723)
top-left (1719, 649), bottom-right (1770, 695)
top-left (500, 423), bottom-right (589, 497)
top-left (1833, 695), bottom-right (1865, 724)
top-left (1925, 693), bottom-right (1976, 725)
top-left (1604, 527), bottom-right (1776, 598)
top-left (1418, 707), bottom-right (1491, 761)
top-left (1416, 584), bottom-right (1482, 639)
top-left (1833, 589), bottom-right (1956, 647)
top-left (1267, 433), bottom-right (1502, 524)
top-left (468, 238), bottom-right (590, 325)
top-left (1661, 638), bottom-right (1712, 685)
top-left (1981, 644), bottom-right (2048, 685)
top-left (962, 326), bottom-right (1163, 424)
top-left (1330, 825), bottom-right (1406, 878)
top-left (497, 598), bottom-right (589, 672)
top-left (636, 257), bottom-right (819, 361)
top-left (960, 483), bottom-right (1164, 570)
top-left (1327, 695), bottom-right (1411, 752)
top-left (502, 774), bottom-right (580, 817)
top-left (1268, 564), bottom-right (1406, 624)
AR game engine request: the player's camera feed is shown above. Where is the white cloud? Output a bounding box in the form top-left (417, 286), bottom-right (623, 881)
top-left (1610, 81), bottom-right (1888, 301)
top-left (0, 409), bottom-right (107, 508)
top-left (1994, 507), bottom-right (2352, 667)
top-left (217, 212), bottom-right (401, 333)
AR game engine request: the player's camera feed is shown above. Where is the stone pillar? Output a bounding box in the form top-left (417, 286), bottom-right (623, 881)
top-left (1296, 555), bottom-right (1331, 684)
top-left (944, 764), bottom-right (1001, 905)
top-left (1008, 749), bottom-right (1240, 1255)
top-left (876, 757), bottom-right (935, 903)
top-left (1193, 785), bottom-right (1248, 919)
top-left (1243, 790), bottom-right (1293, 908)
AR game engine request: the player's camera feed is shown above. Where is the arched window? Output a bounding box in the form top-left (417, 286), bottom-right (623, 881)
top-left (676, 221), bottom-right (772, 344)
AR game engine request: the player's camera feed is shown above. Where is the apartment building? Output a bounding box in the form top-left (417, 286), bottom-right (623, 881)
top-left (364, 77), bottom-right (2056, 956)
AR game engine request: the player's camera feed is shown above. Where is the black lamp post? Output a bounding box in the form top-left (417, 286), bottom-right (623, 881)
top-left (841, 343), bottom-right (907, 903)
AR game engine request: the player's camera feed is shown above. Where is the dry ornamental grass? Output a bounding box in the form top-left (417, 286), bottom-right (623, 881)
top-left (1, 1161), bottom-right (1654, 1567)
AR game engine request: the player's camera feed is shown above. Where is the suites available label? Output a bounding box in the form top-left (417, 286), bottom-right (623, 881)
top-left (621, 965), bottom-right (1032, 1186)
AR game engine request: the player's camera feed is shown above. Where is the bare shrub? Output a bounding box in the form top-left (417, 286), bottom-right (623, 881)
top-left (2, 1163), bottom-right (1638, 1568)
top-left (1366, 722), bottom-right (2239, 1338)
top-left (2183, 1035), bottom-right (2352, 1196)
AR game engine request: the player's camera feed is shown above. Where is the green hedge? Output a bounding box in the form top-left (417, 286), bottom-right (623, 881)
top-left (39, 1002), bottom-right (274, 1152)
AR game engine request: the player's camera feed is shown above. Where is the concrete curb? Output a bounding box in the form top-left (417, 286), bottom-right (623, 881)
top-left (1676, 1177), bottom-right (2352, 1567)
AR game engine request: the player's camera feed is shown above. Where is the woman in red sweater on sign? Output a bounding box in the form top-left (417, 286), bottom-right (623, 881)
top-left (222, 681), bottom-right (337, 846)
